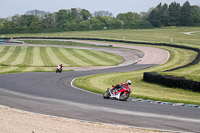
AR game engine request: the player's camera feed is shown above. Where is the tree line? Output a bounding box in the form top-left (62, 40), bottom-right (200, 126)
top-left (148, 1), bottom-right (200, 27)
top-left (0, 1), bottom-right (200, 34)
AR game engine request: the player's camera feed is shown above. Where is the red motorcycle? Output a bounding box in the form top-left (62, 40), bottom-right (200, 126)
top-left (56, 64), bottom-right (63, 73)
top-left (103, 84), bottom-right (131, 101)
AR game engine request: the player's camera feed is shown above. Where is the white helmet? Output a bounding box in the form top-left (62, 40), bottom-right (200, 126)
top-left (127, 80), bottom-right (131, 85)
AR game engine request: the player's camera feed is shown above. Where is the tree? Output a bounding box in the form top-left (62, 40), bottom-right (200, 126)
top-left (168, 2), bottom-right (181, 26)
top-left (42, 13), bottom-right (57, 31)
top-left (25, 9), bottom-right (48, 17)
top-left (30, 21), bottom-right (41, 32)
top-left (19, 15), bottom-right (39, 27)
top-left (117, 12), bottom-right (143, 29)
top-left (56, 9), bottom-right (71, 30)
top-left (190, 5), bottom-right (200, 26)
top-left (94, 11), bottom-right (113, 17)
top-left (70, 8), bottom-right (81, 23)
top-left (107, 18), bottom-right (122, 29)
top-left (180, 1), bottom-right (191, 26)
top-left (148, 3), bottom-right (169, 27)
top-left (1, 20), bottom-right (16, 33)
top-left (79, 20), bottom-right (90, 30)
top-left (0, 19), bottom-right (4, 31)
top-left (148, 7), bottom-right (161, 27)
top-left (90, 17), bottom-right (104, 30)
top-left (11, 15), bottom-right (21, 26)
top-left (160, 3), bottom-right (169, 26)
top-left (80, 9), bottom-right (91, 20)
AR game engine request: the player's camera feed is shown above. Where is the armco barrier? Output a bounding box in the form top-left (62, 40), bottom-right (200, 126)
top-left (0, 37), bottom-right (200, 91)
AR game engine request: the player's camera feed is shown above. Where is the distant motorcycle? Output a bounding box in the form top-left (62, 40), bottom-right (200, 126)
top-left (103, 84), bottom-right (131, 101)
top-left (56, 64), bottom-right (63, 73)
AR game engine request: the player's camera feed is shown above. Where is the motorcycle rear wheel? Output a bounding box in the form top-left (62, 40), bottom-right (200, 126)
top-left (103, 91), bottom-right (110, 99)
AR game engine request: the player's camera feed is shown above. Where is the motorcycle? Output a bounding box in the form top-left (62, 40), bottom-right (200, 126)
top-left (103, 84), bottom-right (131, 101)
top-left (56, 66), bottom-right (62, 73)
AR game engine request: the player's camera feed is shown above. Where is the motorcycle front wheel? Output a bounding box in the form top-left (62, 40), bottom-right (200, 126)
top-left (120, 92), bottom-right (129, 101)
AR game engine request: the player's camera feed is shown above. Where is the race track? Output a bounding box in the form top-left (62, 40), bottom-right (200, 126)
top-left (0, 41), bottom-right (200, 133)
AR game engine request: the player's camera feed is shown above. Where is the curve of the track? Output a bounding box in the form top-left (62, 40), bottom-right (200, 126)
top-left (0, 42), bottom-right (200, 133)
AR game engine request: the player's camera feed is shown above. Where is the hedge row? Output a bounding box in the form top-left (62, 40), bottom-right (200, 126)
top-left (1, 37), bottom-right (200, 91)
top-left (143, 72), bottom-right (200, 92)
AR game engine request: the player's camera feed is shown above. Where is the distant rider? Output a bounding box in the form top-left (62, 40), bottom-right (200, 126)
top-left (57, 64), bottom-right (63, 70)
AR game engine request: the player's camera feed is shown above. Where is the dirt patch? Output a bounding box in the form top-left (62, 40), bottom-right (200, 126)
top-left (0, 105), bottom-right (165, 133)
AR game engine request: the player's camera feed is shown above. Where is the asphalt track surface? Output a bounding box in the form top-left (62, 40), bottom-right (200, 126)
top-left (0, 42), bottom-right (200, 133)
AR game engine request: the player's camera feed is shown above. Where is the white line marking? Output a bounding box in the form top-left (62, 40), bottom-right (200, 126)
top-left (71, 77), bottom-right (101, 96)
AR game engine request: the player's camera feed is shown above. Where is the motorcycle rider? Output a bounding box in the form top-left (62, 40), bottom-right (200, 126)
top-left (57, 64), bottom-right (63, 70)
top-left (60, 64), bottom-right (63, 69)
top-left (111, 80), bottom-right (132, 92)
top-left (121, 80), bottom-right (131, 87)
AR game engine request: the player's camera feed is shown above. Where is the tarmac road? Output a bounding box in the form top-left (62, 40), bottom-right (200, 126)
top-left (0, 42), bottom-right (200, 132)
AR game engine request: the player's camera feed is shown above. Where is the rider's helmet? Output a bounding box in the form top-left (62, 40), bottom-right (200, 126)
top-left (127, 80), bottom-right (131, 85)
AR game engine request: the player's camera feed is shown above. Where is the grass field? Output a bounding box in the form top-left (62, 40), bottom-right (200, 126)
top-left (1, 27), bottom-right (200, 104)
top-left (0, 46), bottom-right (123, 74)
top-left (2, 27), bottom-right (200, 47)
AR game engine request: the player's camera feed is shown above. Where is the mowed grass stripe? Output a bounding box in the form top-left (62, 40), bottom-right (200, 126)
top-left (11, 47), bottom-right (27, 66)
top-left (21, 47), bottom-right (34, 66)
top-left (32, 47), bottom-right (44, 66)
top-left (46, 47), bottom-right (64, 66)
top-left (0, 47), bottom-right (4, 53)
top-left (0, 46), bottom-right (15, 63)
top-left (67, 49), bottom-right (101, 66)
top-left (40, 47), bottom-right (56, 67)
top-left (0, 46), bottom-right (22, 65)
top-left (79, 49), bottom-right (111, 66)
top-left (60, 48), bottom-right (89, 66)
top-left (0, 46), bottom-right (11, 59)
top-left (83, 50), bottom-right (119, 65)
top-left (52, 48), bottom-right (78, 67)
top-left (94, 50), bottom-right (123, 64)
